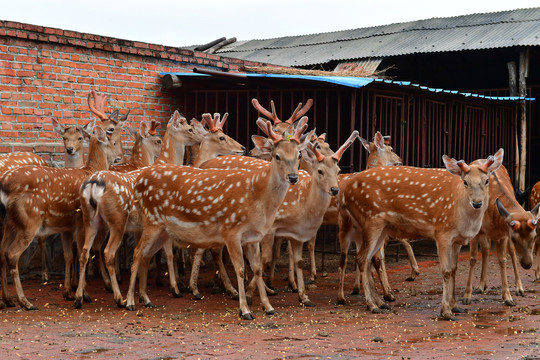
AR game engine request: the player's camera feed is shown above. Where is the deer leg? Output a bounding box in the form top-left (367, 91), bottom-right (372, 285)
top-left (188, 248), bottom-right (205, 300)
top-left (400, 238), bottom-right (420, 281)
top-left (463, 236), bottom-right (479, 305)
top-left (211, 246), bottom-right (238, 299)
top-left (5, 222), bottom-right (41, 310)
top-left (138, 231), bottom-right (169, 309)
top-left (263, 233), bottom-right (279, 290)
top-left (38, 236), bottom-right (49, 283)
top-left (437, 239), bottom-right (456, 320)
top-left (244, 242), bottom-right (275, 316)
top-left (475, 235), bottom-right (491, 294)
top-left (225, 235), bottom-right (253, 320)
top-left (337, 219), bottom-right (354, 305)
top-left (497, 238), bottom-right (515, 305)
top-left (162, 238), bottom-right (181, 298)
top-left (126, 226), bottom-right (164, 311)
top-left (373, 244), bottom-right (395, 302)
top-left (287, 239), bottom-right (298, 292)
top-left (1, 222), bottom-right (20, 308)
top-left (361, 228), bottom-right (388, 313)
top-left (74, 215), bottom-right (101, 309)
top-left (506, 240), bottom-right (524, 297)
top-left (103, 225), bottom-right (129, 308)
top-left (289, 239), bottom-right (313, 307)
top-left (449, 242), bottom-right (466, 315)
top-left (92, 230), bottom-right (112, 292)
top-left (306, 235), bottom-right (317, 284)
top-left (60, 232), bottom-right (76, 301)
top-left (534, 238), bottom-right (540, 282)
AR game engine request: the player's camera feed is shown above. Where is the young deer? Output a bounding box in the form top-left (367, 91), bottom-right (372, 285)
top-left (0, 125), bottom-right (122, 310)
top-left (531, 181), bottom-right (540, 281)
top-left (337, 149), bottom-right (503, 320)
top-left (463, 165), bottom-right (539, 305)
top-left (127, 118), bottom-right (309, 319)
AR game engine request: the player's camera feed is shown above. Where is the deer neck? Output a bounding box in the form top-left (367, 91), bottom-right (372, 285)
top-left (254, 161), bottom-right (291, 221)
top-left (155, 132), bottom-right (185, 165)
top-left (192, 142), bottom-right (216, 168)
top-left (83, 137), bottom-right (110, 171)
top-left (64, 153), bottom-right (84, 168)
top-left (129, 139), bottom-right (155, 168)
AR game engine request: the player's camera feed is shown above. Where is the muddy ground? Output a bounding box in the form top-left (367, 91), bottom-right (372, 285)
top-left (1, 242), bottom-right (539, 360)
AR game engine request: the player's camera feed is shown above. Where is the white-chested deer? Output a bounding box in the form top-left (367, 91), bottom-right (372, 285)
top-left (0, 124), bottom-right (122, 310)
top-left (127, 117), bottom-right (309, 319)
top-left (462, 162), bottom-right (539, 306)
top-left (337, 149), bottom-right (503, 320)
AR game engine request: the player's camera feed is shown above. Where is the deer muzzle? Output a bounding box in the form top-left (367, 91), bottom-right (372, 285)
top-left (287, 174), bottom-right (299, 185)
top-left (66, 147), bottom-right (74, 154)
top-left (330, 187), bottom-right (339, 196)
top-left (471, 201), bottom-right (483, 209)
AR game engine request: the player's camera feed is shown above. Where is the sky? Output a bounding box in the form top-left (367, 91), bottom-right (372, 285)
top-left (2, 0), bottom-right (539, 48)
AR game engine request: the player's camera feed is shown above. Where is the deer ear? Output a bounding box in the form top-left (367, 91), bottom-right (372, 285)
top-left (80, 119), bottom-right (96, 141)
top-left (127, 125), bottom-right (138, 139)
top-left (530, 202), bottom-right (540, 219)
top-left (191, 119), bottom-right (208, 136)
top-left (373, 132), bottom-right (385, 150)
top-left (51, 118), bottom-right (65, 135)
top-left (488, 148), bottom-right (504, 173)
top-left (298, 129), bottom-right (316, 151)
top-left (442, 155), bottom-right (463, 176)
top-left (94, 126), bottom-right (109, 143)
top-left (359, 136), bottom-right (370, 152)
top-left (251, 135), bottom-right (273, 154)
top-left (301, 146), bottom-right (316, 167)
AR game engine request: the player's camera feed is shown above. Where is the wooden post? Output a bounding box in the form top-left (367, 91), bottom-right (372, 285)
top-left (507, 61), bottom-right (519, 188)
top-left (518, 49), bottom-right (529, 193)
top-left (162, 74), bottom-right (182, 89)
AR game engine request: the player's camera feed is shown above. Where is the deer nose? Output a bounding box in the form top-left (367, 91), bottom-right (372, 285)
top-left (331, 187), bottom-right (339, 196)
top-left (66, 147), bottom-right (74, 154)
top-left (472, 201), bottom-right (483, 209)
top-left (114, 157), bottom-right (123, 164)
top-left (521, 260), bottom-right (532, 270)
top-left (287, 174), bottom-right (299, 184)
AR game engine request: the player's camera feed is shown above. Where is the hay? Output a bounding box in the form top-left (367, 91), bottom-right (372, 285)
top-left (239, 65), bottom-right (392, 79)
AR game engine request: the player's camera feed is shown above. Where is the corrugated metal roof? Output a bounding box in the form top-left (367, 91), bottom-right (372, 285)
top-left (160, 72), bottom-right (535, 101)
top-left (213, 8), bottom-right (540, 67)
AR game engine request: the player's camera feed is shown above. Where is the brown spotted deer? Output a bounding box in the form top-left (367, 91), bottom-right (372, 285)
top-left (0, 125), bottom-right (122, 310)
top-left (74, 111), bottom-right (244, 308)
top-left (531, 181), bottom-right (540, 281)
top-left (337, 149), bottom-right (503, 320)
top-left (462, 163), bottom-right (539, 306)
top-left (126, 118), bottom-right (309, 319)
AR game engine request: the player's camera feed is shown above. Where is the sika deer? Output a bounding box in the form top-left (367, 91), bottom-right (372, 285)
top-left (337, 149), bottom-right (503, 320)
top-left (0, 125), bottom-right (122, 310)
top-left (531, 181), bottom-right (540, 281)
top-left (462, 163), bottom-right (539, 306)
top-left (127, 118), bottom-right (309, 319)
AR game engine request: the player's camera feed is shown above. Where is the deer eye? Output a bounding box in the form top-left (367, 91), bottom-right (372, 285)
top-left (463, 180), bottom-right (468, 187)
top-left (78, 137), bottom-right (83, 141)
top-left (298, 152), bottom-right (302, 159)
top-left (485, 179), bottom-right (489, 185)
top-left (219, 136), bottom-right (225, 141)
top-left (275, 154), bottom-right (281, 161)
top-left (318, 169), bottom-right (324, 175)
top-left (188, 129), bottom-right (193, 132)
top-left (157, 140), bottom-right (162, 145)
top-left (63, 137), bottom-right (67, 141)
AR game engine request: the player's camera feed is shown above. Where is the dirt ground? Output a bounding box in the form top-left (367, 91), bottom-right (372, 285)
top-left (1, 242), bottom-right (539, 360)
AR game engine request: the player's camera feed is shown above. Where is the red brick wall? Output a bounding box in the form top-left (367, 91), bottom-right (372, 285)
top-left (0, 20), bottom-right (266, 164)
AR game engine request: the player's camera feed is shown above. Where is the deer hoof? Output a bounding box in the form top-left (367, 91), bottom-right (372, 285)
top-left (515, 289), bottom-right (524, 297)
top-left (504, 299), bottom-right (516, 307)
top-left (231, 293), bottom-right (239, 300)
top-left (405, 276), bottom-right (416, 282)
top-left (337, 298), bottom-right (347, 305)
top-left (263, 306), bottom-right (277, 316)
top-left (452, 306), bottom-right (468, 314)
top-left (5, 298), bottom-right (16, 308)
top-left (26, 305), bottom-right (39, 311)
top-left (351, 288), bottom-right (360, 295)
top-left (240, 311), bottom-right (255, 320)
top-left (472, 287), bottom-right (486, 295)
top-left (116, 299), bottom-right (127, 308)
top-left (301, 299), bottom-right (315, 307)
top-left (63, 292), bottom-right (75, 301)
top-left (370, 307), bottom-right (384, 314)
top-left (462, 297), bottom-right (472, 305)
top-left (379, 303), bottom-right (391, 310)
top-left (83, 294), bottom-right (92, 303)
top-left (304, 279), bottom-right (315, 285)
top-left (171, 288), bottom-right (182, 298)
top-left (193, 293), bottom-right (203, 301)
top-left (143, 302), bottom-right (156, 308)
top-left (383, 294), bottom-right (396, 302)
top-left (126, 304), bottom-right (136, 311)
top-left (74, 299), bottom-right (83, 309)
top-left (441, 312), bottom-right (457, 321)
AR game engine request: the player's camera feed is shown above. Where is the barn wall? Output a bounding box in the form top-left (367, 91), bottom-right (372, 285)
top-left (0, 20), bottom-right (266, 165)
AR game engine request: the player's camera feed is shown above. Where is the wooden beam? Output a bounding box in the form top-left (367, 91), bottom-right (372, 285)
top-left (508, 61), bottom-right (519, 187)
top-left (518, 49), bottom-right (529, 193)
top-left (162, 74), bottom-right (182, 89)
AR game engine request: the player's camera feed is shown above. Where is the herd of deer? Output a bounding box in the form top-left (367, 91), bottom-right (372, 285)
top-left (0, 90), bottom-right (539, 321)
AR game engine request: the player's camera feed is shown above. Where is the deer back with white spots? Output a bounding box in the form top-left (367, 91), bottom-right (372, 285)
top-left (0, 125), bottom-right (122, 310)
top-left (126, 117), bottom-right (309, 319)
top-left (530, 181), bottom-right (540, 281)
top-left (337, 148), bottom-right (504, 320)
top-left (463, 163), bottom-right (540, 306)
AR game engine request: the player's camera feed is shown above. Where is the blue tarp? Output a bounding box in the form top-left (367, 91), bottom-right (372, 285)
top-left (160, 72), bottom-right (535, 101)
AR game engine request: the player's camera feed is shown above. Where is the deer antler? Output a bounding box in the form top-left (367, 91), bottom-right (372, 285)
top-left (148, 120), bottom-right (160, 135)
top-left (332, 130), bottom-right (360, 162)
top-left (289, 116), bottom-right (308, 144)
top-left (252, 99), bottom-right (281, 124)
top-left (256, 118), bottom-right (283, 144)
top-left (307, 142), bottom-right (325, 162)
top-left (214, 112), bottom-right (228, 130)
top-left (457, 160), bottom-right (471, 173)
top-left (284, 99), bottom-right (313, 124)
top-left (202, 113), bottom-right (225, 133)
top-left (88, 90), bottom-right (109, 121)
top-left (479, 155), bottom-right (495, 174)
